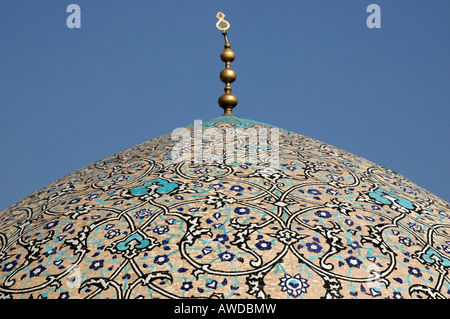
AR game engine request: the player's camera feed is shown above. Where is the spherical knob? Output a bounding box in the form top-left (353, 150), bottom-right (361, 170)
top-left (220, 48), bottom-right (235, 63)
top-left (220, 69), bottom-right (236, 83)
top-left (218, 93), bottom-right (238, 108)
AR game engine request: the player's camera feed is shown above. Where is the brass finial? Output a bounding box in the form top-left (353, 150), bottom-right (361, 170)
top-left (216, 11), bottom-right (237, 116)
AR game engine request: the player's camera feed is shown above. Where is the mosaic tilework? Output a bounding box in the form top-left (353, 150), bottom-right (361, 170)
top-left (0, 116), bottom-right (449, 299)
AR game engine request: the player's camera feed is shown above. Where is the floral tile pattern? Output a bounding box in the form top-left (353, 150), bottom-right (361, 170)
top-left (0, 116), bottom-right (449, 299)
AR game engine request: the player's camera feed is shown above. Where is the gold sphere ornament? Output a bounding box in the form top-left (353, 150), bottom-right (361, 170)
top-left (218, 93), bottom-right (238, 114)
top-left (220, 69), bottom-right (236, 83)
top-left (220, 48), bottom-right (235, 62)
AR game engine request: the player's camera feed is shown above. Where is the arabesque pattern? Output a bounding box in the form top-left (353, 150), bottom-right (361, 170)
top-left (0, 116), bottom-right (449, 299)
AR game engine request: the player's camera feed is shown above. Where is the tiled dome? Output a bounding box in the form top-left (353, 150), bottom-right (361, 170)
top-left (0, 115), bottom-right (449, 299)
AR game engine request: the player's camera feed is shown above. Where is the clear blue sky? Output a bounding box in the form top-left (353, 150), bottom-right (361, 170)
top-left (0, 0), bottom-right (449, 210)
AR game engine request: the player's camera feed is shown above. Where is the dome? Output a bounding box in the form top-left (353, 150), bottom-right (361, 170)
top-left (0, 115), bottom-right (449, 300)
top-left (0, 12), bottom-right (449, 301)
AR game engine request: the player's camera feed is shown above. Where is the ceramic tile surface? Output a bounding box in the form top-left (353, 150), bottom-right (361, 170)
top-left (0, 116), bottom-right (449, 299)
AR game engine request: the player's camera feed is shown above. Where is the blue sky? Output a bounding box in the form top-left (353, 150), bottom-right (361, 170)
top-left (0, 0), bottom-right (449, 210)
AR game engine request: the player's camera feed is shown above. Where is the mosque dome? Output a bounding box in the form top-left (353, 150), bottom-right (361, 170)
top-left (0, 14), bottom-right (449, 300)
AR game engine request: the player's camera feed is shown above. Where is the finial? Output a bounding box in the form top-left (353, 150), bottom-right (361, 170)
top-left (216, 11), bottom-right (237, 116)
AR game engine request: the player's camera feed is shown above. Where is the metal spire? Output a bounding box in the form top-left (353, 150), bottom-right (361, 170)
top-left (216, 11), bottom-right (237, 116)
